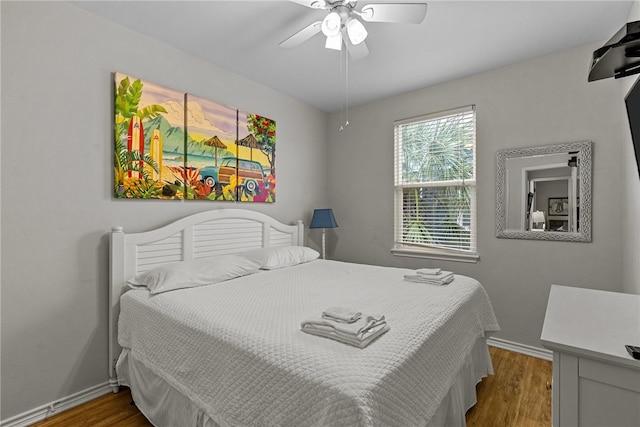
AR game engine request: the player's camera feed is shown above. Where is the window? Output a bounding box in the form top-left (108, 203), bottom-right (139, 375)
top-left (393, 105), bottom-right (478, 262)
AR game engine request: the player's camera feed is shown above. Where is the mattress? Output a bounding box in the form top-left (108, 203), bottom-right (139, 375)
top-left (117, 259), bottom-right (500, 426)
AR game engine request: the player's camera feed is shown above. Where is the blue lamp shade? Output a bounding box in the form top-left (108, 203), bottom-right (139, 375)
top-left (309, 209), bottom-right (338, 229)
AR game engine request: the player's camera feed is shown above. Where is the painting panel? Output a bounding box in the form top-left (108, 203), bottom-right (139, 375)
top-left (239, 110), bottom-right (276, 203)
top-left (185, 94), bottom-right (239, 200)
top-left (113, 72), bottom-right (186, 199)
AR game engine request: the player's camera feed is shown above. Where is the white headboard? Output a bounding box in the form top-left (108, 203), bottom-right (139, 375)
top-left (108, 209), bottom-right (304, 390)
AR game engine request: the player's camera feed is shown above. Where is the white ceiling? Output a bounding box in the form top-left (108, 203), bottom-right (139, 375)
top-left (71, 1), bottom-right (633, 113)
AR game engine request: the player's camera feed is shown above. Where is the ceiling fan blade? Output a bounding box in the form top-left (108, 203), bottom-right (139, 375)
top-left (359, 3), bottom-right (428, 24)
top-left (289, 0), bottom-right (327, 9)
top-left (280, 21), bottom-right (322, 48)
top-left (345, 37), bottom-right (369, 60)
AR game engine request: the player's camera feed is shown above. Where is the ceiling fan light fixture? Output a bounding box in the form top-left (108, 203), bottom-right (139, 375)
top-left (325, 32), bottom-right (342, 50)
top-left (321, 11), bottom-right (342, 37)
top-left (346, 17), bottom-right (367, 45)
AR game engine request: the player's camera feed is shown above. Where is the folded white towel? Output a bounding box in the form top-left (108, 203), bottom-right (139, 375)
top-left (301, 314), bottom-right (386, 338)
top-left (404, 271), bottom-right (454, 285)
top-left (321, 307), bottom-right (362, 323)
top-left (416, 268), bottom-right (442, 276)
top-left (302, 322), bottom-right (390, 348)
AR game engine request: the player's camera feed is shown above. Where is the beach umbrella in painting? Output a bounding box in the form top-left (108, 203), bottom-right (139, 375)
top-left (203, 135), bottom-right (227, 166)
top-left (237, 134), bottom-right (260, 160)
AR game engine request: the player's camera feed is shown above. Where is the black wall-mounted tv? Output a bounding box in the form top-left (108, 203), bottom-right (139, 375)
top-left (624, 77), bottom-right (640, 178)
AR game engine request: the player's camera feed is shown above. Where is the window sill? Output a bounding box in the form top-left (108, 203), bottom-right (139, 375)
top-left (391, 246), bottom-right (479, 263)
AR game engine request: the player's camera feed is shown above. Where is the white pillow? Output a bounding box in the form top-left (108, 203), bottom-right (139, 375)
top-left (127, 254), bottom-right (261, 294)
top-left (242, 246), bottom-right (319, 270)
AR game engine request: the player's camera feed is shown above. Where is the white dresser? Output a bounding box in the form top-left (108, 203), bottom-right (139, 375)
top-left (541, 285), bottom-right (640, 427)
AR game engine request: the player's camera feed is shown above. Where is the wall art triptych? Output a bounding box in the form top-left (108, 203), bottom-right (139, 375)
top-left (113, 72), bottom-right (276, 202)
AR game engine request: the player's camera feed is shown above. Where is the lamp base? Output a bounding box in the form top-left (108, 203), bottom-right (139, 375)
top-left (321, 228), bottom-right (327, 259)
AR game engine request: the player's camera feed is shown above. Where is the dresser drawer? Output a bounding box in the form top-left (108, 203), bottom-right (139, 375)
top-left (576, 357), bottom-right (640, 427)
top-left (579, 357), bottom-right (640, 393)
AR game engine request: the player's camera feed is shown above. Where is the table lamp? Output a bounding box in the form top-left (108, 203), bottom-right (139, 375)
top-left (309, 208), bottom-right (338, 259)
top-left (531, 210), bottom-right (546, 231)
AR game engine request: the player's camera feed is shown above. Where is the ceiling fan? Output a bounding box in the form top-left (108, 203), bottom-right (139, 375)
top-left (280, 1), bottom-right (428, 60)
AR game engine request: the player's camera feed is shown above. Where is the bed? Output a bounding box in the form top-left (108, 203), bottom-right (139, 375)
top-left (109, 209), bottom-right (500, 427)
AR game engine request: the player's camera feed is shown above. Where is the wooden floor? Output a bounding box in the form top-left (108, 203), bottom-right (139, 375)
top-left (32, 346), bottom-right (551, 427)
top-left (465, 346), bottom-right (552, 427)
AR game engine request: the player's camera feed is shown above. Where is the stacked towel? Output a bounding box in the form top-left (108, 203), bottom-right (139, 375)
top-left (301, 310), bottom-right (389, 348)
top-left (404, 270), bottom-right (455, 285)
top-left (322, 307), bottom-right (362, 323)
top-left (416, 268), bottom-right (442, 275)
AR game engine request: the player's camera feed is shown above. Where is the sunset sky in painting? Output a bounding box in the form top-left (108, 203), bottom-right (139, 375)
top-left (117, 73), bottom-right (259, 145)
top-left (186, 94), bottom-right (237, 143)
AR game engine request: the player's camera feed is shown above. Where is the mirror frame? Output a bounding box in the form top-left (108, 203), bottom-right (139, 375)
top-left (496, 141), bottom-right (592, 242)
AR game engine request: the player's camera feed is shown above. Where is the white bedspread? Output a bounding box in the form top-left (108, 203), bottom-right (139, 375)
top-left (118, 260), bottom-right (500, 426)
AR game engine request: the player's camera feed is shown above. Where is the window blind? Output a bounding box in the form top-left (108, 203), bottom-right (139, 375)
top-left (393, 106), bottom-right (477, 256)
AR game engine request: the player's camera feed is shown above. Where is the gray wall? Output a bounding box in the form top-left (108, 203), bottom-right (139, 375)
top-left (0, 2), bottom-right (328, 419)
top-left (327, 42), bottom-right (630, 348)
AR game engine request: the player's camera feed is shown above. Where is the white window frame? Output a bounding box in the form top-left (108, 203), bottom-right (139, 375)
top-left (392, 105), bottom-right (479, 263)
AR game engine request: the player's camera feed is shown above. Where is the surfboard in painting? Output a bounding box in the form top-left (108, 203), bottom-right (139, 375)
top-left (127, 116), bottom-right (144, 178)
top-left (148, 129), bottom-right (163, 182)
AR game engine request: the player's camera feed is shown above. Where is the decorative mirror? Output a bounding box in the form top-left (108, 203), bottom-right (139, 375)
top-left (496, 141), bottom-right (592, 242)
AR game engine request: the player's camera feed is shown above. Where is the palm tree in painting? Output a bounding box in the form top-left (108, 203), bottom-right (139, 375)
top-left (114, 138), bottom-right (160, 196)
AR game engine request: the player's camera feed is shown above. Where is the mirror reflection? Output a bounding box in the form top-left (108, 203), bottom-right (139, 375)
top-left (496, 141), bottom-right (592, 242)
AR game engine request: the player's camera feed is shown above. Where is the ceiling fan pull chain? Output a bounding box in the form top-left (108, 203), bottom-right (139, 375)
top-left (339, 45), bottom-right (345, 131)
top-left (345, 49), bottom-right (349, 128)
top-left (339, 40), bottom-right (350, 132)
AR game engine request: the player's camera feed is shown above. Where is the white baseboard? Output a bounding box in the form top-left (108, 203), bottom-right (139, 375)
top-left (488, 337), bottom-right (553, 361)
top-left (0, 382), bottom-right (112, 427)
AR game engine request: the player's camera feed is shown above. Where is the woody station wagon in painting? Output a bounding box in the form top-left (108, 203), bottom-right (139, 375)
top-left (199, 157), bottom-right (267, 194)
